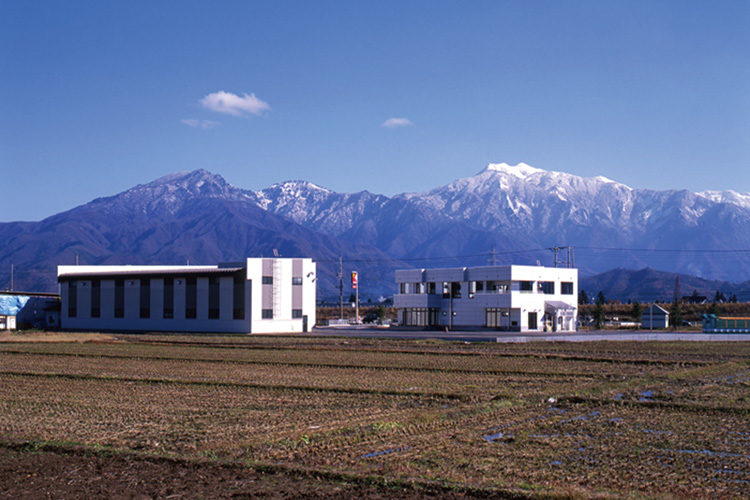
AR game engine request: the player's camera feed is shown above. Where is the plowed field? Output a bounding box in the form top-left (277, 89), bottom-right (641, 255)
top-left (0, 334), bottom-right (747, 498)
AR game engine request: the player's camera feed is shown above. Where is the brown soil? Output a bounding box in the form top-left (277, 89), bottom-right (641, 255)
top-left (0, 446), bottom-right (485, 500)
top-left (0, 332), bottom-right (117, 343)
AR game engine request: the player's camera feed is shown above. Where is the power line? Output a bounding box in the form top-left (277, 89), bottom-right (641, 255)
top-left (576, 246), bottom-right (750, 254)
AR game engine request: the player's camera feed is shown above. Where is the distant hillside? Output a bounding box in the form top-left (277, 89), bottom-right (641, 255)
top-left (580, 268), bottom-right (750, 302)
top-left (2, 164), bottom-right (750, 298)
top-left (0, 170), bottom-right (402, 297)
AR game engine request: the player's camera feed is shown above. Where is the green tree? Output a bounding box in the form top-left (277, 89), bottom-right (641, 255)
top-left (376, 304), bottom-right (386, 324)
top-left (670, 301), bottom-right (683, 329)
top-left (578, 290), bottom-right (589, 305)
top-left (709, 301), bottom-right (720, 316)
top-left (593, 302), bottom-right (605, 329)
top-left (729, 293), bottom-right (738, 303)
top-left (632, 301), bottom-right (642, 322)
top-left (596, 291), bottom-right (606, 306)
top-left (714, 290), bottom-right (726, 303)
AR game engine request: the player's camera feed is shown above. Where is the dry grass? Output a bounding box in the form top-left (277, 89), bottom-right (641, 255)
top-left (0, 335), bottom-right (747, 497)
top-left (0, 331), bottom-right (117, 343)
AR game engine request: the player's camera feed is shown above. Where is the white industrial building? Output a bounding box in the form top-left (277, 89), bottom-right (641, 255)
top-left (58, 258), bottom-right (316, 334)
top-left (394, 265), bottom-right (578, 332)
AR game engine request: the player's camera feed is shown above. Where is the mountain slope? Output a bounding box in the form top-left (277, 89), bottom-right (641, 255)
top-left (0, 171), bottom-right (401, 296)
top-left (258, 162), bottom-right (750, 280)
top-left (580, 268), bottom-right (750, 302)
top-left (2, 163), bottom-right (749, 298)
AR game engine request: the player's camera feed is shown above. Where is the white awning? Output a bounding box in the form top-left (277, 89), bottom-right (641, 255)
top-left (545, 301), bottom-right (576, 311)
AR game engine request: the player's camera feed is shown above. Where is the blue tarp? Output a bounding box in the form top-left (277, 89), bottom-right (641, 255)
top-left (0, 295), bottom-right (29, 315)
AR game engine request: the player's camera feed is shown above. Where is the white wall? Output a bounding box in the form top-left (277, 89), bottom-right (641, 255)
top-left (394, 265), bottom-right (578, 332)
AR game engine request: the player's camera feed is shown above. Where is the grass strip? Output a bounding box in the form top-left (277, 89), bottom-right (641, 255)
top-left (557, 395), bottom-right (750, 416)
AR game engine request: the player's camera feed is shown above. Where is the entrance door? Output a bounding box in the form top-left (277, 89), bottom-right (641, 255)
top-left (302, 315), bottom-right (308, 333)
top-left (528, 312), bottom-right (538, 330)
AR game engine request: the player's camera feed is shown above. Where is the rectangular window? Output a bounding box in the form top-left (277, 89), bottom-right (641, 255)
top-left (208, 276), bottom-right (220, 319)
top-left (520, 281), bottom-right (534, 293)
top-left (399, 282), bottom-right (407, 294)
top-left (426, 282), bottom-right (436, 295)
top-left (451, 282), bottom-right (461, 298)
top-left (262, 276), bottom-right (273, 285)
top-left (539, 281), bottom-right (555, 294)
top-left (140, 279), bottom-right (150, 318)
top-left (114, 279), bottom-right (124, 318)
top-left (233, 274), bottom-right (245, 320)
top-left (68, 281), bottom-right (77, 318)
top-left (476, 281), bottom-right (484, 292)
top-left (292, 309), bottom-right (303, 318)
top-left (163, 277), bottom-right (174, 318)
top-left (91, 279), bottom-right (100, 318)
top-left (262, 309), bottom-right (273, 319)
top-left (292, 277), bottom-right (303, 286)
top-left (403, 308), bottom-right (438, 326)
top-left (487, 281), bottom-right (509, 293)
top-left (185, 277), bottom-right (196, 319)
top-left (561, 282), bottom-right (574, 295)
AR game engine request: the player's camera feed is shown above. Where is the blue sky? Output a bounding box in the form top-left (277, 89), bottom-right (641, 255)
top-left (1, 1), bottom-right (749, 221)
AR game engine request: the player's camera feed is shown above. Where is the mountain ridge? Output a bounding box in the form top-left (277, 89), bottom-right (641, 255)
top-left (1, 162), bottom-right (749, 296)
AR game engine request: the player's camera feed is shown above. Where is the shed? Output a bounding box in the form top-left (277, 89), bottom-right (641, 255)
top-left (642, 304), bottom-right (669, 329)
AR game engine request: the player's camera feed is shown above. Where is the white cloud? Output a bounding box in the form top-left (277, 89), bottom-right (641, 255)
top-left (381, 117), bottom-right (413, 128)
top-left (199, 90), bottom-right (271, 116)
top-left (181, 118), bottom-right (220, 130)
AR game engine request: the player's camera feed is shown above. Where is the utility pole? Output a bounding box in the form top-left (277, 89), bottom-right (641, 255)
top-left (551, 246), bottom-right (559, 268)
top-left (490, 245), bottom-right (497, 266)
top-left (10, 264), bottom-right (13, 291)
top-left (75, 253), bottom-right (79, 266)
top-left (448, 282), bottom-right (453, 331)
top-left (339, 258), bottom-right (344, 321)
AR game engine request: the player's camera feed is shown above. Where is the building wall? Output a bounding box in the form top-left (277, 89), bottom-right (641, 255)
top-left (394, 265), bottom-right (577, 332)
top-left (60, 277), bottom-right (251, 333)
top-left (248, 258), bottom-right (316, 334)
top-left (59, 259), bottom-right (315, 334)
top-left (641, 314), bottom-right (669, 329)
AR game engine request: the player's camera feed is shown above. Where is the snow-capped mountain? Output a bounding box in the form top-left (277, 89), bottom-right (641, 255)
top-left (0, 171), bottom-right (401, 295)
top-left (254, 162), bottom-right (750, 281)
top-left (1, 162), bottom-right (748, 295)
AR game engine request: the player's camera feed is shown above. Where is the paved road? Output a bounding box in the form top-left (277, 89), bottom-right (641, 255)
top-left (310, 326), bottom-right (750, 343)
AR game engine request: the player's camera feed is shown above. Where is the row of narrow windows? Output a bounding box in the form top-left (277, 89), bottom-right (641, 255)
top-left (262, 276), bottom-right (304, 285)
top-left (399, 280), bottom-right (575, 296)
top-left (67, 275), bottom-right (245, 320)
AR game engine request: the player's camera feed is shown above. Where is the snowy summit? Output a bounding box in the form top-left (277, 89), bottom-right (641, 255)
top-left (482, 162), bottom-right (545, 178)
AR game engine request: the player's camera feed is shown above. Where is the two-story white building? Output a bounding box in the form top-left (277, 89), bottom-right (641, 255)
top-left (58, 258), bottom-right (316, 334)
top-left (394, 265), bottom-right (577, 332)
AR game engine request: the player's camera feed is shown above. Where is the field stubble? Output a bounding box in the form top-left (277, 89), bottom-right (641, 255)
top-left (0, 335), bottom-right (748, 498)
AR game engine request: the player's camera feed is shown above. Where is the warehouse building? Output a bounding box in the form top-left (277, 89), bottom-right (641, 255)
top-left (394, 264), bottom-right (577, 332)
top-left (58, 258), bottom-right (316, 333)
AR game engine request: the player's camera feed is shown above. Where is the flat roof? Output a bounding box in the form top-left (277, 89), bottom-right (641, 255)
top-left (58, 267), bottom-right (244, 282)
top-left (0, 290), bottom-right (60, 298)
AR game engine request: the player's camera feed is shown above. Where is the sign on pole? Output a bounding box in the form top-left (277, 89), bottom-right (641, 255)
top-left (351, 271), bottom-right (358, 289)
